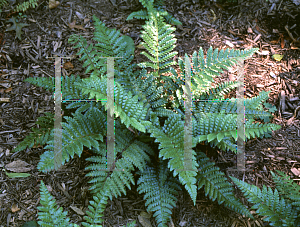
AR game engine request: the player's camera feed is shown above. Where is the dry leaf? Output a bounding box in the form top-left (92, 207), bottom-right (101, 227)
top-left (63, 61), bottom-right (74, 69)
top-left (287, 116), bottom-right (295, 126)
top-left (138, 214), bottom-right (152, 227)
top-left (5, 87), bottom-right (12, 93)
top-left (70, 206), bottom-right (85, 215)
top-left (49, 0), bottom-right (60, 9)
top-left (5, 160), bottom-right (33, 172)
top-left (11, 203), bottom-right (20, 213)
top-left (32, 141), bottom-right (43, 148)
top-left (69, 20), bottom-right (86, 31)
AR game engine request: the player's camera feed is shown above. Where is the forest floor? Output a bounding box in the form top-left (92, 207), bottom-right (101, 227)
top-left (0, 0), bottom-right (300, 226)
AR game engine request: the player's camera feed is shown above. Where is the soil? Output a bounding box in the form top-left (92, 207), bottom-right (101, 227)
top-left (0, 0), bottom-right (300, 226)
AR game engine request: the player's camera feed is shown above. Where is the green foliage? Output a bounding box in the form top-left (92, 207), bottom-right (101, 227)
top-left (0, 0), bottom-right (8, 9)
top-left (1, 0), bottom-right (39, 16)
top-left (37, 181), bottom-right (78, 227)
top-left (127, 0), bottom-right (182, 26)
top-left (12, 112), bottom-right (54, 152)
top-left (136, 160), bottom-right (181, 226)
top-left (18, 0), bottom-right (282, 225)
top-left (231, 170), bottom-right (300, 227)
top-left (38, 180), bottom-right (136, 227)
top-left (15, 0), bottom-right (39, 12)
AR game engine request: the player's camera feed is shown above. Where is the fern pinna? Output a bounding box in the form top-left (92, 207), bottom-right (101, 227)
top-left (15, 0), bottom-right (282, 226)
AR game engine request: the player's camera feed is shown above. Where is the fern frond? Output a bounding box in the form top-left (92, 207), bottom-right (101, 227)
top-left (231, 176), bottom-right (297, 226)
top-left (68, 15), bottom-right (135, 81)
top-left (244, 119), bottom-right (281, 141)
top-left (130, 69), bottom-right (167, 110)
top-left (85, 125), bottom-right (154, 196)
top-left (12, 112), bottom-right (54, 152)
top-left (199, 80), bottom-right (242, 100)
top-left (175, 47), bottom-right (259, 97)
top-left (127, 0), bottom-right (181, 26)
top-left (24, 74), bottom-right (91, 102)
top-left (195, 112), bottom-right (280, 153)
top-left (138, 13), bottom-right (177, 75)
top-left (37, 181), bottom-right (74, 227)
top-left (81, 187), bottom-right (109, 226)
top-left (74, 75), bottom-right (151, 133)
top-left (271, 170), bottom-right (300, 208)
top-left (196, 152), bottom-right (253, 219)
top-left (148, 113), bottom-right (199, 205)
top-left (24, 76), bottom-right (55, 92)
top-left (37, 108), bottom-right (105, 172)
top-left (126, 9), bottom-right (149, 20)
top-left (15, 0), bottom-right (38, 12)
top-left (136, 160), bottom-right (181, 227)
top-left (138, 0), bottom-right (154, 9)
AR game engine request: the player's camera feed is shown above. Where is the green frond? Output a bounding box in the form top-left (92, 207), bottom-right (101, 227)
top-left (12, 112), bottom-right (54, 152)
top-left (136, 160), bottom-right (181, 227)
top-left (138, 0), bottom-right (154, 9)
top-left (162, 11), bottom-right (182, 26)
top-left (85, 125), bottom-right (154, 196)
top-left (37, 108), bottom-right (105, 172)
top-left (130, 69), bottom-right (167, 110)
top-left (24, 74), bottom-right (91, 101)
top-left (74, 75), bottom-right (151, 133)
top-left (68, 15), bottom-right (135, 80)
top-left (196, 152), bottom-right (253, 219)
top-left (15, 0), bottom-right (38, 12)
top-left (125, 221), bottom-right (137, 227)
top-left (126, 10), bottom-right (149, 21)
top-left (127, 0), bottom-right (181, 26)
top-left (138, 14), bottom-right (177, 75)
top-left (176, 46), bottom-right (259, 97)
top-left (198, 80), bottom-right (242, 100)
top-left (81, 188), bottom-right (110, 226)
top-left (24, 76), bottom-right (55, 92)
top-left (64, 100), bottom-right (104, 117)
top-left (231, 176), bottom-right (297, 226)
top-left (37, 181), bottom-right (74, 227)
top-left (194, 112), bottom-right (280, 153)
top-left (148, 113), bottom-right (199, 205)
top-left (243, 90), bottom-right (270, 109)
top-left (244, 119), bottom-right (281, 140)
top-left (271, 170), bottom-right (300, 208)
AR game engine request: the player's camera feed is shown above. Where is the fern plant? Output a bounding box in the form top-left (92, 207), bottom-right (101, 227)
top-left (15, 0), bottom-right (282, 226)
top-left (231, 170), bottom-right (300, 227)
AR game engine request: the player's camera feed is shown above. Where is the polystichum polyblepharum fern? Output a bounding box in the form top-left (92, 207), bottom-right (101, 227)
top-left (15, 0), bottom-right (282, 226)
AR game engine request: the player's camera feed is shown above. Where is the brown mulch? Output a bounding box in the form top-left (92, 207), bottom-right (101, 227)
top-left (0, 0), bottom-right (300, 226)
